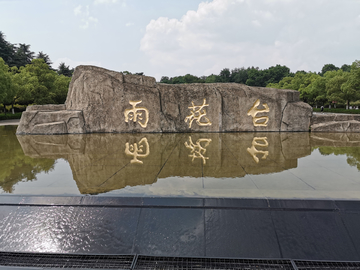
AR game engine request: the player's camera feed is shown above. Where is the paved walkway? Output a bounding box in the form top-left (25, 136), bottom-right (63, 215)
top-left (0, 196), bottom-right (360, 261)
top-left (0, 119), bottom-right (20, 126)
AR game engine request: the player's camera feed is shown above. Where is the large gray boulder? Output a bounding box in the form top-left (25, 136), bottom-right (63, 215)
top-left (16, 105), bottom-right (86, 135)
top-left (17, 65), bottom-right (312, 134)
top-left (311, 113), bottom-right (360, 132)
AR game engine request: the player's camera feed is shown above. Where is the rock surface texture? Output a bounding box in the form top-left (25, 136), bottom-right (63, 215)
top-left (311, 113), bottom-right (360, 132)
top-left (17, 65), bottom-right (312, 134)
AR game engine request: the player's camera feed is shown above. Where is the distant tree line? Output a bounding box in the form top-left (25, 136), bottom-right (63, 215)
top-left (0, 31), bottom-right (74, 113)
top-left (267, 62), bottom-right (360, 109)
top-left (160, 62), bottom-right (360, 109)
top-left (160, 64), bottom-right (291, 87)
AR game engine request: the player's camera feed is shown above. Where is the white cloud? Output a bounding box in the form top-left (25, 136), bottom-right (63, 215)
top-left (125, 22), bottom-right (134, 27)
top-left (93, 0), bottom-right (126, 7)
top-left (140, 0), bottom-right (360, 77)
top-left (73, 5), bottom-right (98, 29)
top-left (94, 0), bottom-right (118, 4)
top-left (73, 5), bottom-right (82, 16)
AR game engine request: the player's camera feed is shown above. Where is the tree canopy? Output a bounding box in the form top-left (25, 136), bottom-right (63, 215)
top-left (0, 31), bottom-right (73, 111)
top-left (267, 60), bottom-right (360, 108)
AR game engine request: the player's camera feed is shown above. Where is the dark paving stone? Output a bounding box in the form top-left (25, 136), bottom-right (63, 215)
top-left (0, 206), bottom-right (140, 254)
top-left (133, 208), bottom-right (205, 257)
top-left (268, 199), bottom-right (337, 210)
top-left (0, 206), bottom-right (18, 226)
top-left (142, 197), bottom-right (203, 207)
top-left (205, 198), bottom-right (268, 209)
top-left (335, 200), bottom-right (360, 212)
top-left (339, 212), bottom-right (360, 258)
top-left (0, 196), bottom-right (25, 205)
top-left (20, 196), bottom-right (82, 206)
top-left (0, 267), bottom-right (41, 270)
top-left (81, 196), bottom-right (143, 206)
top-left (272, 210), bottom-right (359, 261)
top-left (205, 209), bottom-right (281, 258)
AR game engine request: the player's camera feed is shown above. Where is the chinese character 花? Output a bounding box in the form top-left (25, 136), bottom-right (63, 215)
top-left (184, 99), bottom-right (212, 128)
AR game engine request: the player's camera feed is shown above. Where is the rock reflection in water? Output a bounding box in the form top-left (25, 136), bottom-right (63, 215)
top-left (15, 132), bottom-right (310, 194)
top-left (311, 133), bottom-right (360, 171)
top-left (10, 131), bottom-right (360, 196)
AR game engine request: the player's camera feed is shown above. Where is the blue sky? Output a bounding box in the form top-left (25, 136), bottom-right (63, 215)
top-left (1, 0), bottom-right (360, 80)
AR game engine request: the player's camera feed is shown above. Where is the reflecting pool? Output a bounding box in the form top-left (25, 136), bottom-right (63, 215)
top-left (1, 125), bottom-right (360, 199)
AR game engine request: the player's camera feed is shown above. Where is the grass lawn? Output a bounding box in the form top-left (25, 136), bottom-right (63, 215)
top-left (0, 112), bottom-right (22, 121)
top-left (312, 108), bottom-right (360, 114)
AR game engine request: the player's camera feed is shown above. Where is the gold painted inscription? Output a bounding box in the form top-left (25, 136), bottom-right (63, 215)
top-left (184, 136), bottom-right (212, 164)
top-left (247, 137), bottom-right (269, 163)
top-left (184, 99), bottom-right (212, 128)
top-left (247, 99), bottom-right (270, 127)
top-left (125, 137), bottom-right (150, 164)
top-left (124, 100), bottom-right (149, 128)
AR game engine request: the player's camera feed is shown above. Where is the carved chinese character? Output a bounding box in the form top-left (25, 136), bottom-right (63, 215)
top-left (124, 100), bottom-right (149, 128)
top-left (125, 137), bottom-right (150, 164)
top-left (184, 99), bottom-right (212, 128)
top-left (247, 137), bottom-right (269, 163)
top-left (184, 136), bottom-right (212, 164)
top-left (247, 99), bottom-right (270, 127)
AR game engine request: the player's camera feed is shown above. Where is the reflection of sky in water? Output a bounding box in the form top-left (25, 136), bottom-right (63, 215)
top-left (1, 125), bottom-right (360, 200)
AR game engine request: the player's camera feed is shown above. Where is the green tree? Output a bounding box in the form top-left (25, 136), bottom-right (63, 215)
top-left (311, 76), bottom-right (328, 106)
top-left (36, 51), bottom-right (52, 67)
top-left (13, 43), bottom-right (34, 68)
top-left (57, 62), bottom-right (74, 77)
top-left (230, 67), bottom-right (248, 84)
top-left (0, 31), bottom-right (15, 66)
top-left (183, 74), bottom-right (203, 84)
top-left (23, 58), bottom-right (57, 104)
top-left (246, 65), bottom-right (290, 87)
top-left (320, 64), bottom-right (339, 76)
top-left (9, 65), bottom-right (36, 109)
top-left (326, 69), bottom-right (354, 109)
top-left (160, 76), bottom-right (171, 83)
top-left (0, 58), bottom-right (12, 113)
top-left (219, 68), bottom-right (231, 82)
top-left (266, 65), bottom-right (290, 84)
top-left (341, 64), bottom-right (351, 73)
top-left (245, 67), bottom-right (262, 86)
top-left (205, 74), bottom-right (221, 83)
top-left (340, 60), bottom-right (360, 108)
top-left (267, 71), bottom-right (321, 104)
top-left (52, 75), bottom-right (71, 104)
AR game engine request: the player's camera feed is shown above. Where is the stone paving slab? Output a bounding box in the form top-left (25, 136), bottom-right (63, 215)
top-left (0, 197), bottom-right (360, 261)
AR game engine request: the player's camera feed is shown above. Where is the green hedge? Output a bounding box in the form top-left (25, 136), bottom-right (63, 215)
top-left (313, 108), bottom-right (360, 114)
top-left (0, 112), bottom-right (22, 120)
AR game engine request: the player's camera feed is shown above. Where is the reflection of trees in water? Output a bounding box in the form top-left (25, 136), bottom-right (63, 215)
top-left (0, 126), bottom-right (55, 193)
top-left (315, 146), bottom-right (360, 170)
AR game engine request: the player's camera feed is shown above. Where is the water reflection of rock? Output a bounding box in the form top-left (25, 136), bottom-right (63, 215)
top-left (310, 133), bottom-right (360, 171)
top-left (310, 133), bottom-right (360, 147)
top-left (17, 132), bottom-right (314, 195)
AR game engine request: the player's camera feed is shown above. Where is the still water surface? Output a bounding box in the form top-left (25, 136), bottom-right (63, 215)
top-left (1, 125), bottom-right (360, 199)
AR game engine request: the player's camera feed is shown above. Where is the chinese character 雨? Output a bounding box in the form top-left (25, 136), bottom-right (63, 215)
top-left (124, 100), bottom-right (149, 128)
top-left (125, 137), bottom-right (150, 164)
top-left (247, 137), bottom-right (269, 163)
top-left (185, 99), bottom-right (212, 128)
top-left (184, 136), bottom-right (212, 164)
top-left (247, 99), bottom-right (270, 127)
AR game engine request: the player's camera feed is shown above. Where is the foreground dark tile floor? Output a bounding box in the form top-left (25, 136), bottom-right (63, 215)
top-left (0, 196), bottom-right (360, 261)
